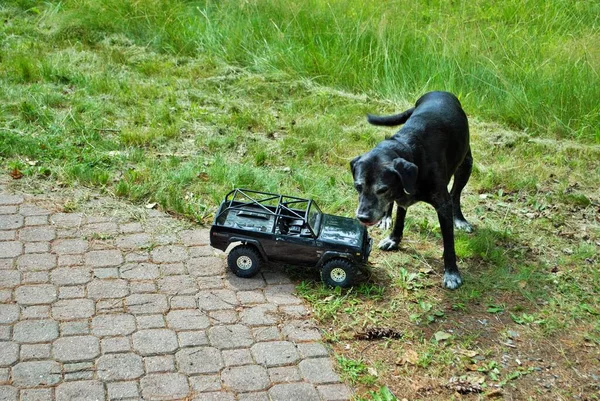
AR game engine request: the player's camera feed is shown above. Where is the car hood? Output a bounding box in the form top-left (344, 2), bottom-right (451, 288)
top-left (319, 214), bottom-right (367, 248)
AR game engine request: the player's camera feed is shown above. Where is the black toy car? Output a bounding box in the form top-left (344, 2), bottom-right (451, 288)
top-left (210, 188), bottom-right (372, 287)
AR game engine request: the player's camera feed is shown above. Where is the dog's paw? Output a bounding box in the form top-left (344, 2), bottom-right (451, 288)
top-left (377, 216), bottom-right (393, 230)
top-left (378, 236), bottom-right (399, 251)
top-left (454, 218), bottom-right (473, 233)
top-left (443, 271), bottom-right (463, 290)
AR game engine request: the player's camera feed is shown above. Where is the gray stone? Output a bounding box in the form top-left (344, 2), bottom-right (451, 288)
top-left (0, 214), bottom-right (23, 230)
top-left (317, 383), bottom-right (353, 401)
top-left (282, 320), bottom-right (322, 342)
top-left (144, 355), bottom-right (175, 373)
top-left (197, 290), bottom-right (238, 311)
top-left (97, 353), bottom-right (144, 381)
top-left (18, 227), bottom-right (56, 242)
top-left (187, 257), bottom-right (224, 277)
top-left (240, 304), bottom-right (278, 326)
top-left (60, 320), bottom-right (89, 336)
top-left (115, 233), bottom-right (151, 249)
top-left (169, 295), bottom-right (197, 309)
top-left (21, 305), bottom-right (50, 319)
top-left (136, 314), bottom-right (165, 329)
top-left (0, 304), bottom-right (19, 324)
top-left (53, 336), bottom-right (100, 362)
top-left (12, 361), bottom-right (62, 386)
top-left (221, 365), bottom-right (269, 392)
top-left (20, 344), bottom-right (51, 361)
top-left (55, 380), bottom-right (105, 401)
top-left (19, 388), bottom-right (54, 401)
top-left (101, 337), bottom-right (130, 354)
top-left (16, 253), bottom-right (56, 271)
top-left (251, 341), bottom-right (300, 367)
top-left (264, 284), bottom-right (302, 305)
top-left (107, 381), bottom-right (139, 400)
top-left (0, 241), bottom-right (22, 258)
top-left (52, 298), bottom-right (95, 320)
top-left (51, 267), bottom-right (92, 285)
top-left (297, 342), bottom-right (330, 358)
top-left (0, 342), bottom-right (18, 367)
top-left (177, 331), bottom-right (208, 348)
top-left (132, 329), bottom-right (178, 356)
top-left (268, 383), bottom-right (321, 401)
top-left (85, 250), bottom-right (123, 267)
top-left (208, 325), bottom-right (254, 350)
top-left (0, 386), bottom-right (16, 401)
top-left (0, 270), bottom-right (20, 289)
top-left (222, 349), bottom-right (254, 367)
top-left (150, 245), bottom-right (187, 263)
top-left (189, 375), bottom-right (221, 392)
top-left (87, 279), bottom-right (129, 299)
top-left (237, 393), bottom-right (269, 401)
top-left (158, 275), bottom-right (198, 295)
top-left (191, 392), bottom-right (235, 401)
top-left (166, 309), bottom-right (210, 330)
top-left (268, 366), bottom-right (301, 383)
top-left (299, 358), bottom-right (340, 384)
top-left (13, 320), bottom-right (59, 343)
top-left (140, 373), bottom-right (190, 400)
top-left (176, 347), bottom-right (223, 374)
top-left (91, 314), bottom-right (136, 336)
top-left (52, 239), bottom-right (88, 255)
top-left (125, 294), bottom-right (168, 314)
top-left (63, 362), bottom-right (94, 381)
top-left (119, 262), bottom-right (159, 280)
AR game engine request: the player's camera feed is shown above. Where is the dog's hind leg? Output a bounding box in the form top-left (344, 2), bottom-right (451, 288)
top-left (378, 206), bottom-right (406, 250)
top-left (451, 149), bottom-right (473, 233)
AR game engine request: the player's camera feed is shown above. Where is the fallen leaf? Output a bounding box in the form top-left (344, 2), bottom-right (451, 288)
top-left (458, 349), bottom-right (479, 358)
top-left (434, 331), bottom-right (452, 342)
top-left (397, 349), bottom-right (419, 365)
top-left (198, 172), bottom-right (209, 181)
top-left (145, 203), bottom-right (157, 209)
top-left (367, 367), bottom-right (378, 377)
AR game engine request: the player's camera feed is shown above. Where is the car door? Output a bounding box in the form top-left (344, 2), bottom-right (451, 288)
top-left (272, 232), bottom-right (320, 265)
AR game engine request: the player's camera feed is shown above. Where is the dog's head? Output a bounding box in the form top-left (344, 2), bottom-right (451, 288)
top-left (350, 151), bottom-right (418, 226)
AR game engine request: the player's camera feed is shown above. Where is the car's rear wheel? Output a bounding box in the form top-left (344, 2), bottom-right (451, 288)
top-left (321, 259), bottom-right (355, 288)
top-left (228, 245), bottom-right (262, 278)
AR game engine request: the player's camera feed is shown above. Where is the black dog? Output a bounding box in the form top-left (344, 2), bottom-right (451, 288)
top-left (350, 91), bottom-right (473, 289)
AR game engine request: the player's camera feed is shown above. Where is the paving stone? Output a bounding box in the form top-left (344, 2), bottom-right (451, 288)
top-left (101, 336), bottom-right (130, 354)
top-left (0, 241), bottom-right (22, 258)
top-left (85, 249), bottom-right (123, 268)
top-left (0, 342), bottom-right (19, 367)
top-left (91, 314), bottom-right (136, 336)
top-left (251, 341), bottom-right (300, 367)
top-left (262, 271), bottom-right (292, 285)
top-left (50, 213), bottom-right (84, 227)
top-left (317, 383), bottom-right (353, 401)
top-left (158, 275), bottom-right (198, 295)
top-left (0, 215), bottom-right (23, 230)
top-left (166, 309), bottom-right (210, 330)
top-left (0, 271), bottom-right (20, 289)
top-left (170, 295), bottom-right (197, 309)
top-left (144, 355), bottom-right (175, 373)
top-left (97, 353), bottom-right (144, 381)
top-left (24, 215), bottom-right (48, 227)
top-left (107, 381), bottom-right (139, 400)
top-left (281, 304), bottom-right (310, 318)
top-left (13, 320), bottom-right (59, 343)
top-left (12, 361), bottom-right (62, 386)
top-left (222, 348), bottom-right (254, 367)
top-left (60, 320), bottom-right (90, 336)
top-left (177, 331), bottom-right (209, 348)
top-left (96, 299), bottom-right (124, 314)
top-left (0, 259), bottom-right (13, 270)
top-left (179, 230), bottom-right (210, 246)
top-left (51, 239), bottom-right (88, 255)
top-left (53, 336), bottom-right (100, 362)
top-left (191, 392), bottom-right (235, 401)
top-left (197, 276), bottom-right (224, 290)
top-left (140, 373), bottom-right (190, 400)
top-left (0, 206), bottom-right (17, 214)
top-left (159, 263), bottom-right (186, 276)
top-left (16, 253), bottom-right (56, 271)
top-left (237, 393), bottom-right (269, 401)
top-left (19, 205), bottom-right (49, 216)
top-left (0, 194), bottom-right (23, 205)
top-left (237, 290), bottom-right (266, 305)
top-left (21, 305), bottom-right (50, 319)
top-left (0, 304), bottom-right (19, 324)
top-left (125, 293), bottom-right (168, 314)
top-left (24, 242), bottom-right (49, 254)
top-left (19, 388), bottom-right (54, 401)
top-left (129, 281), bottom-right (157, 293)
top-left (176, 347), bottom-right (223, 374)
top-left (208, 325), bottom-right (254, 350)
top-left (51, 298), bottom-right (94, 320)
top-left (252, 326), bottom-right (281, 342)
top-left (150, 245), bottom-right (187, 263)
top-left (92, 267), bottom-right (119, 279)
top-left (282, 320), bottom-right (322, 342)
top-left (15, 284), bottom-right (57, 305)
top-left (55, 380), bottom-right (105, 401)
top-left (0, 369), bottom-right (8, 384)
top-left (20, 271), bottom-right (49, 284)
top-left (82, 222), bottom-right (119, 237)
top-left (132, 329), bottom-right (178, 356)
top-left (240, 304), bottom-right (278, 326)
top-left (299, 357), bottom-right (340, 384)
top-left (115, 233), bottom-right (151, 249)
top-left (188, 246), bottom-right (214, 257)
top-left (268, 366), bottom-right (301, 383)
top-left (0, 290), bottom-right (11, 303)
top-left (18, 227), bottom-right (55, 242)
top-left (189, 374), bottom-right (221, 392)
top-left (197, 289), bottom-right (238, 311)
top-left (119, 222), bottom-right (143, 233)
top-left (0, 231), bottom-right (16, 241)
top-left (209, 310), bottom-right (238, 324)
top-left (264, 284), bottom-right (302, 305)
top-left (221, 365), bottom-right (269, 392)
top-left (57, 254), bottom-right (84, 267)
top-left (186, 257), bottom-right (224, 276)
top-left (0, 386), bottom-right (16, 401)
top-left (58, 285), bottom-right (85, 299)
top-left (51, 267), bottom-right (92, 285)
top-left (119, 262), bottom-right (159, 280)
top-left (87, 279), bottom-right (129, 299)
top-left (125, 251), bottom-right (149, 262)
top-left (268, 383), bottom-right (321, 401)
top-left (136, 314), bottom-right (165, 329)
top-left (297, 342), bottom-right (330, 358)
top-left (20, 344), bottom-right (50, 361)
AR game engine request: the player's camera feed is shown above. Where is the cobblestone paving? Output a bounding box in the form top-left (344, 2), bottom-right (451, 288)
top-left (0, 186), bottom-right (352, 401)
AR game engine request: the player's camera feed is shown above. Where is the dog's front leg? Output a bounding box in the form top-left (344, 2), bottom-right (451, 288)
top-left (378, 206), bottom-right (406, 250)
top-left (434, 199), bottom-right (462, 289)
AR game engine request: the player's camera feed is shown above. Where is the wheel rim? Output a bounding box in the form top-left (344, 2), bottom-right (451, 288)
top-left (330, 267), bottom-right (347, 282)
top-left (236, 256), bottom-right (253, 270)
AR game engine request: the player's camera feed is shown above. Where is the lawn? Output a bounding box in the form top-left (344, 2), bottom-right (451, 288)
top-left (1, 1), bottom-right (599, 400)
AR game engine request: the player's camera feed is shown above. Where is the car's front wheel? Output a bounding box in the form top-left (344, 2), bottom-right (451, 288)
top-left (321, 259), bottom-right (356, 288)
top-left (227, 245), bottom-right (262, 278)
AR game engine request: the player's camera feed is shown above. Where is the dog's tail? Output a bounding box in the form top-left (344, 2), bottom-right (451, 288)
top-left (367, 108), bottom-right (415, 127)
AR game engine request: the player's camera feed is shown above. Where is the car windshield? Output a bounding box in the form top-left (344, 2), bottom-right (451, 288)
top-left (306, 201), bottom-right (322, 234)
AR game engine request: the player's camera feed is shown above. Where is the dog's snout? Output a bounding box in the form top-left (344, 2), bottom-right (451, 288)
top-left (356, 214), bottom-right (371, 223)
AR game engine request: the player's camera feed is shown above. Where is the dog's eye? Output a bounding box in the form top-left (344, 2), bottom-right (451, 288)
top-left (354, 184), bottom-right (363, 193)
top-left (376, 186), bottom-right (389, 194)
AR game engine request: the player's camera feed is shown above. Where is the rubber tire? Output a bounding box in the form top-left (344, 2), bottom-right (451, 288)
top-left (227, 245), bottom-right (262, 278)
top-left (321, 259), bottom-right (356, 288)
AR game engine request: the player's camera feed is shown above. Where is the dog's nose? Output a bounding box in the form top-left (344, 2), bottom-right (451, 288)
top-left (356, 214), bottom-right (372, 224)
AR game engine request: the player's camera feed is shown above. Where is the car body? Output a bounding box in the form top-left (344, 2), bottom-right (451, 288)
top-left (210, 188), bottom-right (372, 287)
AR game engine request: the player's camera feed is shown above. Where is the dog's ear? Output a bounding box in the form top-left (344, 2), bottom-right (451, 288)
top-left (350, 156), bottom-right (361, 177)
top-left (392, 158), bottom-right (418, 195)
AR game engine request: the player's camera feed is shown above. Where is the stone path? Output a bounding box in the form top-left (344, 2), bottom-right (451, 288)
top-left (0, 185), bottom-right (352, 401)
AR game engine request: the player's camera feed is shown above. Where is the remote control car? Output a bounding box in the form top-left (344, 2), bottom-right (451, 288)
top-left (210, 188), bottom-right (372, 287)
